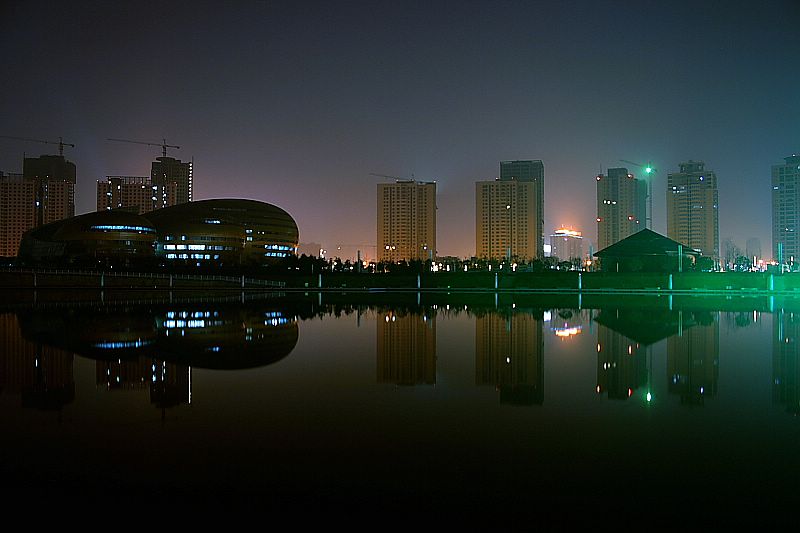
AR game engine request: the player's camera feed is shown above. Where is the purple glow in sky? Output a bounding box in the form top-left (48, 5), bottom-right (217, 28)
top-left (1, 0), bottom-right (798, 260)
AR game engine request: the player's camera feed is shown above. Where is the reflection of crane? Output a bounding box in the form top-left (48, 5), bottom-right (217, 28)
top-left (619, 159), bottom-right (656, 229)
top-left (108, 137), bottom-right (180, 157)
top-left (0, 135), bottom-right (75, 156)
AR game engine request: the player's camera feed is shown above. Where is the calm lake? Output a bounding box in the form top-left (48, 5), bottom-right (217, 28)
top-left (2, 290), bottom-right (799, 522)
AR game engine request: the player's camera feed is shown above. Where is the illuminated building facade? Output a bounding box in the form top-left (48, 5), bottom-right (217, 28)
top-left (549, 228), bottom-right (584, 262)
top-left (667, 160), bottom-right (719, 260)
top-left (475, 312), bottom-right (544, 405)
top-left (377, 180), bottom-right (436, 262)
top-left (18, 198), bottom-right (298, 268)
top-left (148, 199), bottom-right (298, 266)
top-left (96, 176), bottom-right (167, 214)
top-left (596, 167), bottom-right (646, 251)
top-left (476, 160), bottom-right (544, 261)
top-left (151, 156), bottom-right (192, 207)
top-left (377, 311), bottom-right (436, 385)
top-left (18, 209), bottom-right (157, 267)
top-left (772, 155), bottom-right (800, 264)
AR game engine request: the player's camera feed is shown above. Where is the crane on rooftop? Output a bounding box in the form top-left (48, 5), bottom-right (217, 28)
top-left (619, 159), bottom-right (657, 229)
top-left (369, 172), bottom-right (417, 181)
top-left (0, 135), bottom-right (75, 156)
top-left (107, 137), bottom-right (180, 157)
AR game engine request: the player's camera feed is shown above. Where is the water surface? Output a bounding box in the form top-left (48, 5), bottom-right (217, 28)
top-left (2, 291), bottom-right (798, 522)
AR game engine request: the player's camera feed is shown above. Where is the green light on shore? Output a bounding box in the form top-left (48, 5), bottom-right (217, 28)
top-left (646, 392), bottom-right (652, 402)
top-left (645, 166), bottom-right (653, 174)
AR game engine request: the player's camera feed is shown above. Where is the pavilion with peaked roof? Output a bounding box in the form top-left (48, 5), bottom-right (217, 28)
top-left (594, 229), bottom-right (700, 272)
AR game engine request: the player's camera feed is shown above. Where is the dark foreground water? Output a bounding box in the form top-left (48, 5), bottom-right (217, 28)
top-left (2, 290), bottom-right (799, 523)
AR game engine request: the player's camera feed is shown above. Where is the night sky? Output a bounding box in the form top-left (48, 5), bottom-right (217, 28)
top-left (1, 0), bottom-right (798, 260)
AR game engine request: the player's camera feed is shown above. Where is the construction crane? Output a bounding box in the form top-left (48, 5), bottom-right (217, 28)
top-left (107, 137), bottom-right (180, 157)
top-left (0, 135), bottom-right (75, 156)
top-left (369, 172), bottom-right (416, 181)
top-left (619, 159), bottom-right (656, 229)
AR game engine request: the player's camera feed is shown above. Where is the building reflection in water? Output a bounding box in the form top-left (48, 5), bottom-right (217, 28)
top-left (96, 358), bottom-right (190, 409)
top-left (595, 324), bottom-right (646, 400)
top-left (593, 308), bottom-right (667, 401)
top-left (549, 308), bottom-right (588, 340)
top-left (475, 311), bottom-right (544, 405)
top-left (6, 304), bottom-right (299, 412)
top-left (593, 307), bottom-right (719, 405)
top-left (667, 311), bottom-right (719, 406)
top-left (773, 309), bottom-right (800, 414)
top-left (0, 313), bottom-right (74, 411)
top-left (377, 310), bottom-right (436, 385)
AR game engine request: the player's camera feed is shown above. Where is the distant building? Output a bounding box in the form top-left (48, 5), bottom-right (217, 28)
top-left (0, 173), bottom-right (34, 257)
top-left (377, 180), bottom-right (436, 263)
top-left (596, 167), bottom-right (647, 251)
top-left (476, 160), bottom-right (544, 261)
top-left (772, 154), bottom-right (800, 264)
top-left (667, 160), bottom-right (719, 260)
top-left (24, 154), bottom-right (77, 226)
top-left (97, 176), bottom-right (158, 214)
top-left (746, 237), bottom-right (762, 262)
top-left (549, 228), bottom-right (584, 262)
top-left (0, 154), bottom-right (76, 257)
top-left (151, 156), bottom-right (192, 207)
top-left (297, 242), bottom-right (323, 258)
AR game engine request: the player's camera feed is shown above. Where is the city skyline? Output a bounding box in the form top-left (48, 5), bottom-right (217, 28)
top-left (1, 1), bottom-right (798, 259)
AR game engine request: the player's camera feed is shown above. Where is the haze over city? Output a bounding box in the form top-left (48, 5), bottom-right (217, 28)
top-left (1, 0), bottom-right (798, 259)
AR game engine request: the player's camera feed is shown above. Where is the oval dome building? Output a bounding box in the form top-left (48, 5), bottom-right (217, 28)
top-left (145, 199), bottom-right (298, 267)
top-left (18, 209), bottom-right (157, 267)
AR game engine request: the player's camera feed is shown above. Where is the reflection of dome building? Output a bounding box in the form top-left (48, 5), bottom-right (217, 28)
top-left (147, 199), bottom-right (298, 267)
top-left (17, 198), bottom-right (298, 268)
top-left (18, 209), bottom-right (156, 266)
top-left (17, 305), bottom-right (299, 370)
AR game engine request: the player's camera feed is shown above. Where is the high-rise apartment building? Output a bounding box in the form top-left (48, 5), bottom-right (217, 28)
top-left (596, 167), bottom-right (647, 251)
top-left (772, 155), bottom-right (800, 264)
top-left (377, 180), bottom-right (436, 263)
top-left (23, 155), bottom-right (76, 226)
top-left (97, 176), bottom-right (160, 214)
top-left (0, 173), bottom-right (34, 257)
top-left (0, 154), bottom-right (76, 257)
top-left (667, 160), bottom-right (719, 259)
top-left (97, 156), bottom-right (192, 214)
top-left (151, 156), bottom-right (192, 207)
top-left (476, 160), bottom-right (544, 261)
